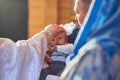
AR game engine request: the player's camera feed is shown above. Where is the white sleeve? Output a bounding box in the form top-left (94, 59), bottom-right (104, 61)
top-left (46, 75), bottom-right (61, 80)
top-left (57, 43), bottom-right (74, 54)
top-left (0, 29), bottom-right (53, 80)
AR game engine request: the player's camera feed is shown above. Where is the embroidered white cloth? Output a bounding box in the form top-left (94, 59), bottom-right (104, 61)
top-left (0, 30), bottom-right (53, 80)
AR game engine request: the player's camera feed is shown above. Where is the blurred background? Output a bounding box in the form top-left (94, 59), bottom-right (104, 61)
top-left (0, 0), bottom-right (75, 41)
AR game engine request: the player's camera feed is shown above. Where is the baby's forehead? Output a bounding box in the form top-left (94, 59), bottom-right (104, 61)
top-left (56, 32), bottom-right (66, 38)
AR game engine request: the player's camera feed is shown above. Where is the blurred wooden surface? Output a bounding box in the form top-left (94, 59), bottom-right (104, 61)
top-left (28, 0), bottom-right (73, 38)
top-left (58, 0), bottom-right (72, 24)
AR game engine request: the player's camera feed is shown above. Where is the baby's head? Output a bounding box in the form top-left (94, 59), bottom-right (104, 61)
top-left (54, 30), bottom-right (67, 45)
top-left (45, 24), bottom-right (67, 45)
top-left (44, 24), bottom-right (66, 37)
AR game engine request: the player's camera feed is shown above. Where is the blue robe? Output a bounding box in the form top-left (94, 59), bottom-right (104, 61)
top-left (62, 0), bottom-right (120, 80)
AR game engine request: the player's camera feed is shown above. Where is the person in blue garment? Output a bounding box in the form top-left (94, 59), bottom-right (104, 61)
top-left (60, 0), bottom-right (120, 80)
top-left (68, 0), bottom-right (92, 60)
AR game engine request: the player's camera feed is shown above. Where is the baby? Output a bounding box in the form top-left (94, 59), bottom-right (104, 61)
top-left (40, 24), bottom-right (74, 80)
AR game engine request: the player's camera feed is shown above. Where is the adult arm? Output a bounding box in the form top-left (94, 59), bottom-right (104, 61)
top-left (61, 39), bottom-right (120, 80)
top-left (56, 43), bottom-right (74, 54)
top-left (0, 28), bottom-right (54, 80)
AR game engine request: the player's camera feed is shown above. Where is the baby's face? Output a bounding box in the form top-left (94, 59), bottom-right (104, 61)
top-left (54, 32), bottom-right (66, 45)
top-left (46, 24), bottom-right (66, 45)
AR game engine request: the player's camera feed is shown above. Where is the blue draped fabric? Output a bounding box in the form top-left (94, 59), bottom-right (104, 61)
top-left (62, 0), bottom-right (120, 80)
top-left (70, 0), bottom-right (120, 59)
top-left (70, 0), bottom-right (103, 59)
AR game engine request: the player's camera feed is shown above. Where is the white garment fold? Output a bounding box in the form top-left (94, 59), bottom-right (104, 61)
top-left (46, 75), bottom-right (61, 80)
top-left (0, 30), bottom-right (53, 80)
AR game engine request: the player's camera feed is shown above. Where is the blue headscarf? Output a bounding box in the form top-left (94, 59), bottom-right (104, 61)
top-left (70, 0), bottom-right (120, 59)
top-left (62, 0), bottom-right (120, 80)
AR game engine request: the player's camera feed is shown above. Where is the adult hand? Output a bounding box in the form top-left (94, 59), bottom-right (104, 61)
top-left (44, 24), bottom-right (65, 37)
top-left (44, 54), bottom-right (52, 62)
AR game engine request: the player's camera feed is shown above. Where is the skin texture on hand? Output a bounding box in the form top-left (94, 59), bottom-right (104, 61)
top-left (44, 54), bottom-right (52, 62)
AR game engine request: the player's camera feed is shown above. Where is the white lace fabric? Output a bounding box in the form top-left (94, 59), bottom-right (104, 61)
top-left (0, 30), bottom-right (53, 80)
